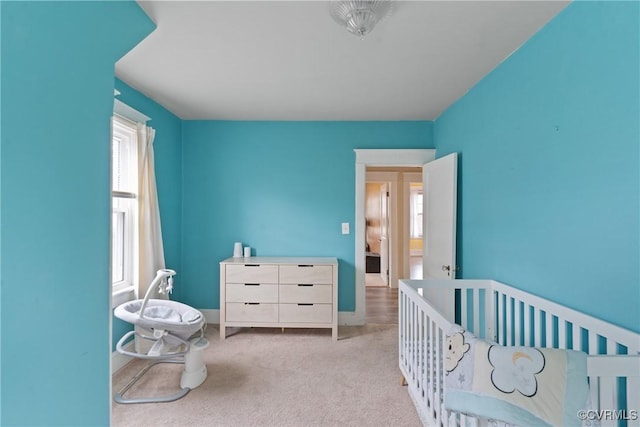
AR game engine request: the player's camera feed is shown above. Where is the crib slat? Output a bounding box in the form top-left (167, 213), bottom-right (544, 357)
top-left (399, 292), bottom-right (404, 362)
top-left (628, 376), bottom-right (640, 427)
top-left (504, 296), bottom-right (513, 345)
top-left (497, 293), bottom-right (504, 344)
top-left (523, 303), bottom-right (532, 346)
top-left (588, 376), bottom-right (600, 417)
top-left (545, 312), bottom-right (552, 348)
top-left (421, 310), bottom-right (427, 406)
top-left (410, 307), bottom-right (414, 369)
top-left (474, 290), bottom-right (481, 337)
top-left (506, 296), bottom-right (513, 346)
top-left (515, 299), bottom-right (522, 346)
top-left (461, 288), bottom-right (468, 329)
top-left (401, 293), bottom-right (406, 357)
top-left (572, 324), bottom-right (581, 351)
top-left (589, 332), bottom-right (598, 355)
top-left (427, 320), bottom-right (434, 407)
top-left (434, 325), bottom-right (442, 425)
top-left (485, 290), bottom-right (495, 341)
top-left (599, 376), bottom-right (617, 427)
top-left (447, 411), bottom-right (455, 427)
top-left (415, 308), bottom-right (419, 378)
top-left (406, 299), bottom-right (411, 370)
top-left (534, 308), bottom-right (542, 347)
top-left (417, 304), bottom-right (422, 387)
top-left (558, 317), bottom-right (566, 349)
top-left (627, 376), bottom-right (640, 427)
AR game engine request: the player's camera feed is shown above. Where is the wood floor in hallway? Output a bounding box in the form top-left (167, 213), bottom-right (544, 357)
top-left (366, 286), bottom-right (398, 324)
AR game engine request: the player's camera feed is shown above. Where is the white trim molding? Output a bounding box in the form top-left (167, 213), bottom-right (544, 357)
top-left (111, 340), bottom-right (135, 375)
top-left (353, 149), bottom-right (436, 325)
top-left (199, 309), bottom-right (364, 327)
top-left (355, 149), bottom-right (435, 166)
top-left (113, 98), bottom-right (150, 124)
top-left (200, 309), bottom-right (220, 325)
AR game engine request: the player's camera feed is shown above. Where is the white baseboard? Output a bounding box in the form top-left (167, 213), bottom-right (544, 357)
top-left (339, 310), bottom-right (365, 326)
top-left (198, 309), bottom-right (363, 326)
top-left (200, 309), bottom-right (219, 324)
top-left (111, 340), bottom-right (135, 374)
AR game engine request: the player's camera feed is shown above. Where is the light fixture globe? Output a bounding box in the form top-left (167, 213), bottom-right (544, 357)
top-left (330, 0), bottom-right (393, 38)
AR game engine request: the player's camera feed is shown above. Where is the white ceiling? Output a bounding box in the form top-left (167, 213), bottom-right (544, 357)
top-left (115, 1), bottom-right (569, 121)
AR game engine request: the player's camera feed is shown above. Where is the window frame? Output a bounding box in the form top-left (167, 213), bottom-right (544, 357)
top-left (111, 116), bottom-right (138, 306)
top-left (410, 185), bottom-right (423, 239)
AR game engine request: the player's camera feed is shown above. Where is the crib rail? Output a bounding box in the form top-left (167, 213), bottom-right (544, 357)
top-left (587, 355), bottom-right (640, 427)
top-left (490, 280), bottom-right (640, 355)
top-left (489, 281), bottom-right (640, 427)
top-left (399, 280), bottom-right (448, 426)
top-left (399, 279), bottom-right (640, 427)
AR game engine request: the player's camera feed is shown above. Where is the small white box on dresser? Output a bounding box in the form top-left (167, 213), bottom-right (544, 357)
top-left (219, 257), bottom-right (339, 340)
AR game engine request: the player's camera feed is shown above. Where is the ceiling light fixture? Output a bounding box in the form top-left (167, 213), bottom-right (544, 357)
top-left (330, 0), bottom-right (393, 39)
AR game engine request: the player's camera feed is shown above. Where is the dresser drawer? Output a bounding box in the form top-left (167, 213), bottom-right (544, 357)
top-left (226, 283), bottom-right (278, 303)
top-left (279, 303), bottom-right (332, 323)
top-left (226, 302), bottom-right (278, 323)
top-left (226, 264), bottom-right (278, 283)
top-left (279, 265), bottom-right (333, 284)
top-left (279, 284), bottom-right (332, 304)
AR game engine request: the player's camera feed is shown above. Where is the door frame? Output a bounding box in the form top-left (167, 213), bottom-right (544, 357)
top-left (350, 149), bottom-right (436, 325)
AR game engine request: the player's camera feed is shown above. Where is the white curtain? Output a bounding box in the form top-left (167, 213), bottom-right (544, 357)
top-left (137, 123), bottom-right (165, 299)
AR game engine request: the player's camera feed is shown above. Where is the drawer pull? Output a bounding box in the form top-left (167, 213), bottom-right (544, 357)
top-left (297, 284), bottom-right (313, 287)
top-left (297, 264), bottom-right (314, 267)
top-left (244, 264), bottom-right (261, 267)
top-left (297, 303), bottom-right (313, 306)
top-left (245, 302), bottom-right (260, 305)
top-left (244, 283), bottom-right (260, 286)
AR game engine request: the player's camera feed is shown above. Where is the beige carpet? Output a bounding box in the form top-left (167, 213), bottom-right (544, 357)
top-left (112, 324), bottom-right (421, 427)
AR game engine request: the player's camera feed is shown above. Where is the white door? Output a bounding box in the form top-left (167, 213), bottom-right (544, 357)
top-left (379, 183), bottom-right (390, 285)
top-left (422, 153), bottom-right (458, 279)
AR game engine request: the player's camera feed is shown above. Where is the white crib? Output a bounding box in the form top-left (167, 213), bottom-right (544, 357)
top-left (399, 279), bottom-right (640, 427)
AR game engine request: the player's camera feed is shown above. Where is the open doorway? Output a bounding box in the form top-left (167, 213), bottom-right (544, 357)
top-left (365, 169), bottom-right (422, 324)
top-left (364, 173), bottom-right (395, 324)
top-left (353, 149), bottom-right (436, 325)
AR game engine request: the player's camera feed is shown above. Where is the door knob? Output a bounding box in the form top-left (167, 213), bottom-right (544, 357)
top-left (441, 265), bottom-right (459, 276)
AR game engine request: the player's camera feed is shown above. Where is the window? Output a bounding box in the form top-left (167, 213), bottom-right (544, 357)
top-left (410, 184), bottom-right (423, 239)
top-left (112, 116), bottom-right (138, 297)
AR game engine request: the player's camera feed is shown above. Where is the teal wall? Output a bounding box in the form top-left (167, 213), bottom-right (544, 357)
top-left (111, 79), bottom-right (183, 350)
top-left (435, 1), bottom-right (639, 333)
top-left (1, 0), bottom-right (638, 425)
top-left (0, 1), bottom-right (3, 420)
top-left (1, 2), bottom-right (153, 426)
top-left (181, 121), bottom-right (434, 311)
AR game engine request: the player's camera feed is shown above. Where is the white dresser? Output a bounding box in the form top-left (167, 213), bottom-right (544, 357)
top-left (219, 257), bottom-right (338, 340)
